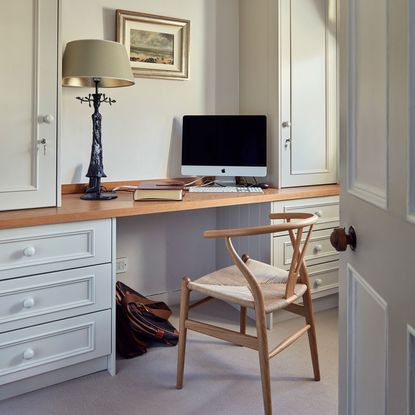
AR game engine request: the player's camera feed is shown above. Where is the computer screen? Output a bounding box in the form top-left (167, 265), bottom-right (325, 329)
top-left (181, 115), bottom-right (267, 177)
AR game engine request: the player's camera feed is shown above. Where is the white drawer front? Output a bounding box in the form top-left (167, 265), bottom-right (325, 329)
top-left (272, 196), bottom-right (339, 232)
top-left (0, 264), bottom-right (112, 333)
top-left (273, 228), bottom-right (339, 268)
top-left (308, 262), bottom-right (339, 298)
top-left (0, 220), bottom-right (112, 279)
top-left (0, 310), bottom-right (111, 386)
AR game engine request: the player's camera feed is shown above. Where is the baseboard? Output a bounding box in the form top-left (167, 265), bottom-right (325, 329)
top-left (147, 289), bottom-right (205, 306)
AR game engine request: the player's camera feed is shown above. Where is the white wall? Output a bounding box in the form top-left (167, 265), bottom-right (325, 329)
top-left (61, 0), bottom-right (240, 302)
top-left (61, 0), bottom-right (239, 183)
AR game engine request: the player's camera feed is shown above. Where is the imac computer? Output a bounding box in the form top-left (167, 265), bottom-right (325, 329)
top-left (181, 115), bottom-right (267, 182)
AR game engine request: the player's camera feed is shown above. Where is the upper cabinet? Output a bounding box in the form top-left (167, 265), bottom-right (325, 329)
top-left (240, 0), bottom-right (338, 187)
top-left (0, 0), bottom-right (59, 211)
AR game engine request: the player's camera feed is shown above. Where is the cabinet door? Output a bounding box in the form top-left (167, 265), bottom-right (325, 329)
top-left (280, 0), bottom-right (337, 187)
top-left (0, 0), bottom-right (58, 210)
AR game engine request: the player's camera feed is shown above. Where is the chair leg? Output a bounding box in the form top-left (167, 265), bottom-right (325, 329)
top-left (303, 288), bottom-right (320, 381)
top-left (256, 310), bottom-right (272, 415)
top-left (240, 306), bottom-right (247, 334)
top-left (176, 277), bottom-right (191, 389)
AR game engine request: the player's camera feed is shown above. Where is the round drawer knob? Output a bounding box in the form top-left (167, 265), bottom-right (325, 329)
top-left (315, 210), bottom-right (323, 218)
top-left (23, 297), bottom-right (35, 309)
top-left (23, 348), bottom-right (35, 360)
top-left (23, 246), bottom-right (36, 257)
top-left (314, 244), bottom-right (323, 254)
top-left (314, 278), bottom-right (323, 288)
top-left (42, 114), bottom-right (54, 124)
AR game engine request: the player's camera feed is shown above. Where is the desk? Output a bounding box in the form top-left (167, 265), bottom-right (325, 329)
top-left (0, 184), bottom-right (338, 400)
top-left (0, 185), bottom-right (339, 230)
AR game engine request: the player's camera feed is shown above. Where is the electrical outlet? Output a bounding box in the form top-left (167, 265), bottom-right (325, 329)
top-left (116, 257), bottom-right (128, 274)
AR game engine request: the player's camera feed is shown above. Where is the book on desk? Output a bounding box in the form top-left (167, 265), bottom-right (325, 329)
top-left (133, 182), bottom-right (184, 201)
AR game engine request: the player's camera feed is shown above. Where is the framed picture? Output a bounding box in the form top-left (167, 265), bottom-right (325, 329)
top-left (116, 10), bottom-right (190, 80)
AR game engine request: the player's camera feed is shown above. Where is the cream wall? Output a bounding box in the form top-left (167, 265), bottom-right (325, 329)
top-left (61, 0), bottom-right (239, 184)
top-left (61, 0), bottom-right (240, 302)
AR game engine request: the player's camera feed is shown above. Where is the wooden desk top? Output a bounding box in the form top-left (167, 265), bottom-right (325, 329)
top-left (0, 184), bottom-right (339, 230)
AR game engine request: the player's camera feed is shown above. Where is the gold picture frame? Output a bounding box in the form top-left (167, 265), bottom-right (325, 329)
top-left (116, 10), bottom-right (190, 80)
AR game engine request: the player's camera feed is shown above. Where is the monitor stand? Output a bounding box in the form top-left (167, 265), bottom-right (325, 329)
top-left (214, 176), bottom-right (236, 186)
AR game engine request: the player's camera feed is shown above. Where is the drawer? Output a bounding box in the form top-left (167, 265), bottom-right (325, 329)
top-left (0, 220), bottom-right (112, 279)
top-left (272, 196), bottom-right (339, 232)
top-left (0, 264), bottom-right (112, 333)
top-left (0, 309), bottom-right (111, 386)
top-left (307, 261), bottom-right (339, 299)
top-left (272, 228), bottom-right (339, 268)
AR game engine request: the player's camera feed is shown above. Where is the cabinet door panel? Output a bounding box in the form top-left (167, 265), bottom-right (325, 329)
top-left (0, 0), bottom-right (58, 210)
top-left (280, 0), bottom-right (337, 186)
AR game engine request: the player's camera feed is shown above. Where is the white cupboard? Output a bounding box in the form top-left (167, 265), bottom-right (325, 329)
top-left (0, 0), bottom-right (59, 211)
top-left (0, 219), bottom-right (115, 400)
top-left (240, 0), bottom-right (337, 187)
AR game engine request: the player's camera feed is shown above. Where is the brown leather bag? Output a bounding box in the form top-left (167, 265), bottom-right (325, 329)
top-left (116, 281), bottom-right (179, 358)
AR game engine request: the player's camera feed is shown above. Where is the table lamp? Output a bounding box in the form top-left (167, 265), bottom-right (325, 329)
top-left (62, 39), bottom-right (135, 200)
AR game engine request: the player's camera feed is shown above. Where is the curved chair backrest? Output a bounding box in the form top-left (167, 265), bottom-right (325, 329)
top-left (204, 213), bottom-right (319, 306)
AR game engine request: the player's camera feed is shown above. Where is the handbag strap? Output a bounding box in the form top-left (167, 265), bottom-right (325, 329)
top-left (122, 293), bottom-right (172, 320)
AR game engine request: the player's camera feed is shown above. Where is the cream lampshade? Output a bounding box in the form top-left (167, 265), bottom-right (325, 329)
top-left (63, 39), bottom-right (134, 87)
top-left (62, 39), bottom-right (135, 200)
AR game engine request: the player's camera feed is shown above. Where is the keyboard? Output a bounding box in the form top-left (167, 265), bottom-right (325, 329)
top-left (188, 186), bottom-right (264, 193)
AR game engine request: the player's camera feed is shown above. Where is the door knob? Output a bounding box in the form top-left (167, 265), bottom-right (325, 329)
top-left (330, 226), bottom-right (357, 252)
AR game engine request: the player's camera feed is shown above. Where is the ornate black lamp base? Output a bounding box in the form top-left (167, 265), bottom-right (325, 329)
top-left (78, 79), bottom-right (117, 202)
top-left (80, 192), bottom-right (118, 200)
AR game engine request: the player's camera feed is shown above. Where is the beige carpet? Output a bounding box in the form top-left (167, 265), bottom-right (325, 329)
top-left (0, 302), bottom-right (338, 415)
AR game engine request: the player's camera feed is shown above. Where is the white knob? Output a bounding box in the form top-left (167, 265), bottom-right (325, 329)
top-left (314, 278), bottom-right (323, 288)
top-left (314, 244), bottom-right (323, 254)
top-left (23, 297), bottom-right (35, 309)
top-left (315, 210), bottom-right (323, 218)
top-left (23, 348), bottom-right (35, 360)
top-left (42, 114), bottom-right (54, 124)
top-left (23, 246), bottom-right (36, 257)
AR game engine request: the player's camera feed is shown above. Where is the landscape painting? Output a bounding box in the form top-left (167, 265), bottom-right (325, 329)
top-left (130, 29), bottom-right (174, 65)
top-left (116, 10), bottom-right (190, 80)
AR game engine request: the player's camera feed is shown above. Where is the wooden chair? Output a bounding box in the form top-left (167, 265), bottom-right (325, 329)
top-left (176, 213), bottom-right (320, 415)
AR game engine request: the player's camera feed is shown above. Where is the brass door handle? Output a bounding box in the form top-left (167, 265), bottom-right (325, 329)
top-left (330, 226), bottom-right (357, 252)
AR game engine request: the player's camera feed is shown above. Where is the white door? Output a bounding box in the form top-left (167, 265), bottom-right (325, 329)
top-left (338, 0), bottom-right (415, 414)
top-left (280, 0), bottom-right (337, 187)
top-left (0, 0), bottom-right (58, 211)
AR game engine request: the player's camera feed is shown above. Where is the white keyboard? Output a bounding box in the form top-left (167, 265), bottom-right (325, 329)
top-left (188, 186), bottom-right (264, 193)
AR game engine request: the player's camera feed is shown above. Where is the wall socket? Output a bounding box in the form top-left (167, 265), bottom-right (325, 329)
top-left (116, 257), bottom-right (128, 274)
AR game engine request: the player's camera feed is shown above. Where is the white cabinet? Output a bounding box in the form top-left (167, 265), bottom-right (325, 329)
top-left (240, 0), bottom-right (337, 187)
top-left (0, 219), bottom-right (115, 400)
top-left (271, 196), bottom-right (339, 298)
top-left (0, 0), bottom-right (59, 211)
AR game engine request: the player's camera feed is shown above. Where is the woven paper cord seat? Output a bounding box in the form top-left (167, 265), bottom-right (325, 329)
top-left (188, 258), bottom-right (307, 313)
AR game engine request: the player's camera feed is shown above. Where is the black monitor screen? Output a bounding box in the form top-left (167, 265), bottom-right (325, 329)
top-left (182, 115), bottom-right (267, 167)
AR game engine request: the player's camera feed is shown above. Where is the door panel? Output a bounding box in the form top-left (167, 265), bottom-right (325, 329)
top-left (339, 0), bottom-right (415, 414)
top-left (348, 0), bottom-right (388, 209)
top-left (409, 325), bottom-right (415, 415)
top-left (280, 0), bottom-right (337, 186)
top-left (291, 0), bottom-right (327, 174)
top-left (0, 0), bottom-right (58, 210)
top-left (347, 265), bottom-right (387, 415)
top-left (0, 1), bottom-right (36, 191)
